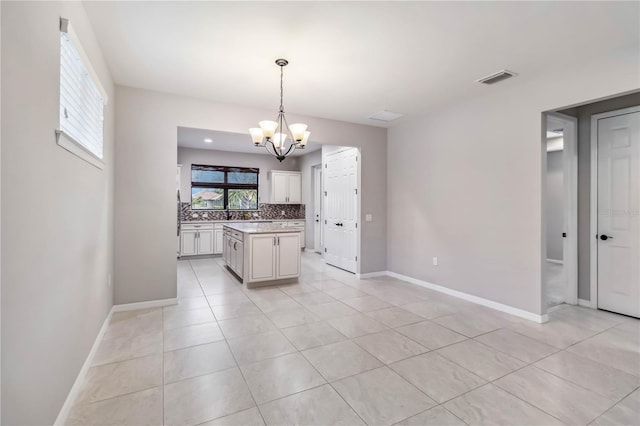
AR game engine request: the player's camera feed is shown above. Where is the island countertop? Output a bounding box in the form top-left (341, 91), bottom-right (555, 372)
top-left (223, 222), bottom-right (304, 234)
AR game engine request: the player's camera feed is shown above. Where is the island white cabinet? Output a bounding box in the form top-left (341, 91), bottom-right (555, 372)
top-left (270, 171), bottom-right (301, 204)
top-left (180, 224), bottom-right (214, 256)
top-left (273, 221), bottom-right (305, 248)
top-left (247, 232), bottom-right (300, 283)
top-left (223, 228), bottom-right (244, 278)
top-left (223, 223), bottom-right (302, 288)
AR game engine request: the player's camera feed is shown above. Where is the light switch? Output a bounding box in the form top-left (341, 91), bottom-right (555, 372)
top-left (365, 214), bottom-right (373, 222)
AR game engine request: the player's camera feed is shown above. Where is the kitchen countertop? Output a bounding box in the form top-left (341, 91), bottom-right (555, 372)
top-left (182, 219), bottom-right (305, 224)
top-left (223, 222), bottom-right (304, 234)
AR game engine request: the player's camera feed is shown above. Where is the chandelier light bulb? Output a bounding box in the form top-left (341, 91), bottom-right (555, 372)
top-left (259, 120), bottom-right (278, 139)
top-left (249, 128), bottom-right (264, 145)
top-left (300, 131), bottom-right (310, 147)
top-left (273, 132), bottom-right (287, 148)
top-left (289, 123), bottom-right (308, 142)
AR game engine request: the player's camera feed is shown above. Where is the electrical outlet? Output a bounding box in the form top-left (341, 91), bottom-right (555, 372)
top-left (365, 214), bottom-right (373, 222)
top-left (432, 257), bottom-right (438, 266)
top-left (281, 210), bottom-right (286, 216)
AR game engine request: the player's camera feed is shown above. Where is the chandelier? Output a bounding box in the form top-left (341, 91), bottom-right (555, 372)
top-left (249, 59), bottom-right (310, 162)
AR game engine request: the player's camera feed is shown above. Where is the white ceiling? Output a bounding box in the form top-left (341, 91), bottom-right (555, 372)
top-left (177, 127), bottom-right (322, 156)
top-left (83, 1), bottom-right (639, 127)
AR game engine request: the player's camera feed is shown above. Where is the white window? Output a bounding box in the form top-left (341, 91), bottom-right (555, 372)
top-left (57, 18), bottom-right (108, 168)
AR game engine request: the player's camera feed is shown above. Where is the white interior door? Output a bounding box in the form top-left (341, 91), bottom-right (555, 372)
top-left (313, 165), bottom-right (322, 253)
top-left (597, 109), bottom-right (640, 318)
top-left (324, 148), bottom-right (358, 273)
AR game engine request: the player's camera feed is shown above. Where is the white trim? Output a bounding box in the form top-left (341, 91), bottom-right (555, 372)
top-left (112, 298), bottom-right (178, 312)
top-left (546, 112), bottom-right (578, 308)
top-left (54, 306), bottom-right (114, 425)
top-left (56, 130), bottom-right (104, 170)
top-left (578, 298), bottom-right (596, 308)
top-left (385, 271), bottom-right (548, 323)
top-left (356, 271), bottom-right (388, 279)
top-left (546, 258), bottom-right (564, 265)
top-left (590, 105), bottom-right (640, 311)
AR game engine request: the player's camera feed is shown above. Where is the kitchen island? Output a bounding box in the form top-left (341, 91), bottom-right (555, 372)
top-left (222, 223), bottom-right (303, 288)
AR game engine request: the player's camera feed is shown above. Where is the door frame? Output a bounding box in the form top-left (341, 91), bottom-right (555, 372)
top-left (312, 164), bottom-right (323, 253)
top-left (322, 146), bottom-right (361, 274)
top-left (589, 105), bottom-right (640, 309)
top-left (544, 112), bottom-right (578, 308)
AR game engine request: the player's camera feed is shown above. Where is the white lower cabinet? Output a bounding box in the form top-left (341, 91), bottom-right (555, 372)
top-left (214, 228), bottom-right (224, 254)
top-left (180, 224), bottom-right (224, 256)
top-left (180, 224), bottom-right (215, 256)
top-left (180, 230), bottom-right (198, 256)
top-left (247, 232), bottom-right (300, 284)
top-left (272, 221), bottom-right (305, 248)
top-left (276, 233), bottom-right (301, 278)
top-left (197, 229), bottom-right (214, 255)
top-left (223, 229), bottom-right (244, 278)
top-left (248, 234), bottom-right (276, 282)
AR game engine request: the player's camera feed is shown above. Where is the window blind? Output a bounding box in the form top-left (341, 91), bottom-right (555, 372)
top-left (59, 18), bottom-right (106, 160)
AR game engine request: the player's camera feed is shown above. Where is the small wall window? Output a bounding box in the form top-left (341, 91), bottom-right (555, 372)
top-left (57, 18), bottom-right (108, 168)
top-left (191, 165), bottom-right (259, 210)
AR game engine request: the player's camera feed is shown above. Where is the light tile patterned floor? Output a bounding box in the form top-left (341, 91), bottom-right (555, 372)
top-left (66, 253), bottom-right (640, 425)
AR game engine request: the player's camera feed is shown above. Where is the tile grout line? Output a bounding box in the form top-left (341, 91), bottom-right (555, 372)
top-left (174, 256), bottom-right (639, 425)
top-left (189, 258), bottom-right (269, 426)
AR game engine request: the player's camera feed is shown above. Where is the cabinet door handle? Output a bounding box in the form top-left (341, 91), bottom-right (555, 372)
top-left (277, 236), bottom-right (280, 245)
top-left (273, 237), bottom-right (276, 246)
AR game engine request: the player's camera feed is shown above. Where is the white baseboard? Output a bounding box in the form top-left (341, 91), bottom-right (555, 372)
top-left (385, 271), bottom-right (548, 323)
top-left (112, 298), bottom-right (177, 312)
top-left (578, 298), bottom-right (595, 308)
top-left (356, 271), bottom-right (388, 279)
top-left (546, 258), bottom-right (564, 265)
top-left (54, 306), bottom-right (114, 425)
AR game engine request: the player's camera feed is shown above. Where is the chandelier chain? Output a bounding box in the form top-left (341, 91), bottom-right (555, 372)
top-left (279, 64), bottom-right (284, 113)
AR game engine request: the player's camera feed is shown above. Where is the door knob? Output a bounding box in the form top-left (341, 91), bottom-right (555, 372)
top-left (599, 234), bottom-right (613, 241)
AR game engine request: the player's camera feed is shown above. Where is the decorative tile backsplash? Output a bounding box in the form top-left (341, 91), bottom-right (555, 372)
top-left (181, 202), bottom-right (305, 222)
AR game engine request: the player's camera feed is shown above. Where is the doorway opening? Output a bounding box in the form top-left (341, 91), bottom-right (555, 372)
top-left (543, 113), bottom-right (578, 310)
top-left (543, 91), bottom-right (640, 318)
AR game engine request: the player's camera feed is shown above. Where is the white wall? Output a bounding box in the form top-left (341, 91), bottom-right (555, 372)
top-left (115, 86), bottom-right (387, 305)
top-left (1, 2), bottom-right (115, 424)
top-left (546, 149), bottom-right (564, 261)
top-left (387, 49), bottom-right (639, 316)
top-left (298, 150), bottom-right (323, 249)
top-left (177, 147), bottom-right (301, 204)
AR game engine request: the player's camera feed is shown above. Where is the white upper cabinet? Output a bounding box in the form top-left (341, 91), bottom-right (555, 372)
top-left (270, 171), bottom-right (301, 204)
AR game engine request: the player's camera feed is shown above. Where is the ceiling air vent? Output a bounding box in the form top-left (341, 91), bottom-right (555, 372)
top-left (476, 70), bottom-right (517, 85)
top-left (368, 110), bottom-right (404, 122)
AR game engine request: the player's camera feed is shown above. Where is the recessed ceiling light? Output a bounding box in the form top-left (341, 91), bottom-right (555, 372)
top-left (204, 138), bottom-right (213, 143)
top-left (368, 110), bottom-right (404, 122)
